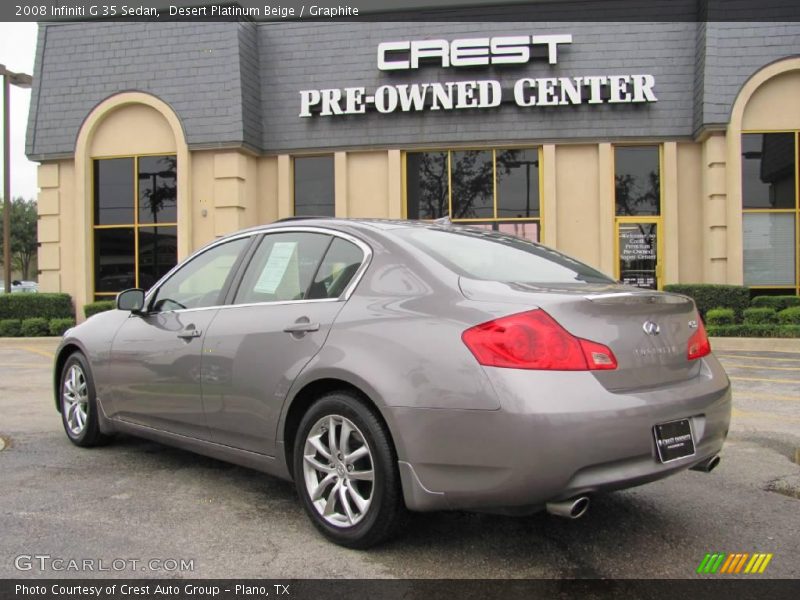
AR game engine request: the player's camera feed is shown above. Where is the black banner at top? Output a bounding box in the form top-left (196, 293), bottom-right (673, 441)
top-left (3, 0), bottom-right (800, 22)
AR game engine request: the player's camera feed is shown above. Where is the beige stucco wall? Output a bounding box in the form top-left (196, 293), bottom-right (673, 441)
top-left (89, 104), bottom-right (176, 156)
top-left (553, 144), bottom-right (603, 271)
top-left (741, 70), bottom-right (800, 131)
top-left (345, 151), bottom-right (390, 218)
top-left (676, 142), bottom-right (705, 283)
top-left (37, 161), bottom-right (73, 299)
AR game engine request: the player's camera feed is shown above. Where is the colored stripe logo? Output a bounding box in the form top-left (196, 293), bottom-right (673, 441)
top-left (696, 552), bottom-right (773, 574)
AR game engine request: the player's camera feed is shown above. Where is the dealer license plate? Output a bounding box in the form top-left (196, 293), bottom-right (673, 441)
top-left (653, 418), bottom-right (695, 463)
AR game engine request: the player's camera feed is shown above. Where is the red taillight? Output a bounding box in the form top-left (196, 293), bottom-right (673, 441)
top-left (578, 338), bottom-right (618, 370)
top-left (687, 313), bottom-right (711, 360)
top-left (461, 309), bottom-right (617, 371)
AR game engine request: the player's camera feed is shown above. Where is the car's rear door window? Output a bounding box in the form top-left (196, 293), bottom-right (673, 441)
top-left (306, 237), bottom-right (364, 300)
top-left (234, 232), bottom-right (331, 304)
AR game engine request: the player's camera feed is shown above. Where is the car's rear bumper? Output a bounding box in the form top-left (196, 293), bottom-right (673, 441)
top-left (392, 355), bottom-right (731, 513)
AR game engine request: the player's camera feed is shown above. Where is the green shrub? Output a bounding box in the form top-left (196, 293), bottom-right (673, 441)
top-left (706, 308), bottom-right (735, 326)
top-left (742, 307), bottom-right (777, 325)
top-left (20, 317), bottom-right (50, 337)
top-left (49, 318), bottom-right (76, 336)
top-left (84, 301), bottom-right (115, 318)
top-left (707, 324), bottom-right (800, 338)
top-left (751, 295), bottom-right (800, 311)
top-left (663, 284), bottom-right (750, 319)
top-left (0, 319), bottom-right (22, 337)
top-left (777, 306), bottom-right (800, 326)
top-left (0, 293), bottom-right (73, 320)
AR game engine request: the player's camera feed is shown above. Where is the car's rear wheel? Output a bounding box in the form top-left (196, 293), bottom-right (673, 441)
top-left (59, 352), bottom-right (111, 447)
top-left (293, 391), bottom-right (404, 548)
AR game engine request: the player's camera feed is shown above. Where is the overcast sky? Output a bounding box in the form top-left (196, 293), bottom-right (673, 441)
top-left (0, 22), bottom-right (38, 201)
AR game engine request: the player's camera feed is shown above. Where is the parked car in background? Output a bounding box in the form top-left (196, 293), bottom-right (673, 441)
top-left (52, 219), bottom-right (731, 548)
top-left (0, 280), bottom-right (38, 293)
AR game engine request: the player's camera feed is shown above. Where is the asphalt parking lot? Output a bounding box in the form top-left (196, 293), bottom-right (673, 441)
top-left (1, 339), bottom-right (798, 579)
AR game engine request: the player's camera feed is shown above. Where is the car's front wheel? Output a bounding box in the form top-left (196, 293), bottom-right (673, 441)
top-left (59, 352), bottom-right (111, 447)
top-left (293, 391), bottom-right (404, 548)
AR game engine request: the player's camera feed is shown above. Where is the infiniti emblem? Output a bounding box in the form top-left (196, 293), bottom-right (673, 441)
top-left (643, 321), bottom-right (661, 335)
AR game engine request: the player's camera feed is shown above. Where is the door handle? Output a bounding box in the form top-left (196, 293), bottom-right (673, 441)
top-left (177, 326), bottom-right (202, 340)
top-left (283, 319), bottom-right (320, 334)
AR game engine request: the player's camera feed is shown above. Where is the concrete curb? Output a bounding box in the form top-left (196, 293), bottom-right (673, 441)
top-left (0, 337), bottom-right (62, 345)
top-left (710, 337), bottom-right (800, 353)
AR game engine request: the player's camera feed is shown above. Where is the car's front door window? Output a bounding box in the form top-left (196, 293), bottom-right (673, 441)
top-left (150, 237), bottom-right (250, 311)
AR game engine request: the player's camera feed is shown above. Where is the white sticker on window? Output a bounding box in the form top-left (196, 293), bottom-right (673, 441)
top-left (254, 242), bottom-right (298, 294)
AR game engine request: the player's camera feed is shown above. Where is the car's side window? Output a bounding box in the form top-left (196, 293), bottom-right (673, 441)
top-left (307, 237), bottom-right (365, 299)
top-left (234, 232), bottom-right (331, 304)
top-left (150, 237), bottom-right (250, 312)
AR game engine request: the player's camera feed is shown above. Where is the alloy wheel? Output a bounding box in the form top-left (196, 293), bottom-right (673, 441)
top-left (62, 364), bottom-right (89, 437)
top-left (302, 414), bottom-right (375, 527)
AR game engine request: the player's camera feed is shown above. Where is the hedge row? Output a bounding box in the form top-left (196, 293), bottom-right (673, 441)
top-left (751, 295), bottom-right (800, 311)
top-left (707, 324), bottom-right (800, 338)
top-left (84, 300), bottom-right (116, 318)
top-left (662, 284), bottom-right (749, 320)
top-left (0, 293), bottom-right (73, 320)
top-left (0, 317), bottom-right (75, 337)
top-left (778, 306), bottom-right (800, 325)
top-left (706, 308), bottom-right (735, 326)
top-left (743, 307), bottom-right (778, 325)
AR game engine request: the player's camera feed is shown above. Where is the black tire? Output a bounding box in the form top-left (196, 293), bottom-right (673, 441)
top-left (59, 352), bottom-right (112, 447)
top-left (293, 391), bottom-right (405, 548)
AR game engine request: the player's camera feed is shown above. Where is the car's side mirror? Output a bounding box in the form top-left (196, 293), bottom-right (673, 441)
top-left (116, 288), bottom-right (146, 313)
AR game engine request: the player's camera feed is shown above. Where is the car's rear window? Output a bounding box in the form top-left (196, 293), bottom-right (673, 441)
top-left (396, 226), bottom-right (614, 284)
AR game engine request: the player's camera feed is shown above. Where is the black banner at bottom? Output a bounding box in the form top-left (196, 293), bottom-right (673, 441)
top-left (2, 579), bottom-right (799, 600)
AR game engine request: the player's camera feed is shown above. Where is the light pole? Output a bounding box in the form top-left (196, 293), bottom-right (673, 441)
top-left (1, 64), bottom-right (33, 293)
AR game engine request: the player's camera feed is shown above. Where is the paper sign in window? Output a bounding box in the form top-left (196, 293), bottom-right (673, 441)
top-left (254, 242), bottom-right (299, 295)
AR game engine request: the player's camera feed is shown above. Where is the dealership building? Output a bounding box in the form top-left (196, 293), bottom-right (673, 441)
top-left (24, 8), bottom-right (800, 315)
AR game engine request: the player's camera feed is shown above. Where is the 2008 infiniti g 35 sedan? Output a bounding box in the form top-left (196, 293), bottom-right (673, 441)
top-left (54, 219), bottom-right (730, 548)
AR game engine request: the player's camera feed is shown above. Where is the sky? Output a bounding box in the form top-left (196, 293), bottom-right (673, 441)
top-left (0, 22), bottom-right (38, 201)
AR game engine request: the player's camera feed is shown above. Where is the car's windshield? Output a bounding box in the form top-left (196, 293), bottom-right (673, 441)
top-left (396, 226), bottom-right (614, 284)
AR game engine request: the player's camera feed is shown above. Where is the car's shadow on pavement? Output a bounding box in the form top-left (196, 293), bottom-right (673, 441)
top-left (104, 433), bottom-right (688, 578)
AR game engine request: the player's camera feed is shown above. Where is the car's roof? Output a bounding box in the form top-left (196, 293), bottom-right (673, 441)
top-left (219, 218), bottom-right (433, 240)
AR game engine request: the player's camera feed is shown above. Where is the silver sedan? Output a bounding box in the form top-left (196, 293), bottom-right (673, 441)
top-left (53, 219), bottom-right (730, 548)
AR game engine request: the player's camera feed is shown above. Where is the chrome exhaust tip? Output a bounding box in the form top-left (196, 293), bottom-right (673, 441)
top-left (690, 454), bottom-right (720, 473)
top-left (546, 496), bottom-right (590, 519)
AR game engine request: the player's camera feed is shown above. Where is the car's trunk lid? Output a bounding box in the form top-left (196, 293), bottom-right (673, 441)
top-left (458, 278), bottom-right (703, 391)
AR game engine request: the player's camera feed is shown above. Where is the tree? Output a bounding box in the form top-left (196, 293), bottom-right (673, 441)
top-left (0, 197), bottom-right (38, 280)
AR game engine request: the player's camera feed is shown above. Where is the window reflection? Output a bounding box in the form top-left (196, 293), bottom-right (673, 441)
top-left (451, 150), bottom-right (493, 219)
top-left (94, 228), bottom-right (135, 293)
top-left (94, 158), bottom-right (135, 225)
top-left (406, 152), bottom-right (449, 220)
top-left (615, 146), bottom-right (660, 216)
top-left (138, 226), bottom-right (178, 290)
top-left (92, 154), bottom-right (178, 296)
top-left (405, 148), bottom-right (541, 241)
top-left (742, 133), bottom-right (795, 209)
top-left (497, 149), bottom-right (539, 218)
top-left (294, 156), bottom-right (335, 216)
top-left (138, 156), bottom-right (177, 223)
top-left (741, 131), bottom-right (799, 292)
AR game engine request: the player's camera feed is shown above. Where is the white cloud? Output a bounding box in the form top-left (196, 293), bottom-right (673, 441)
top-left (0, 22), bottom-right (39, 201)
